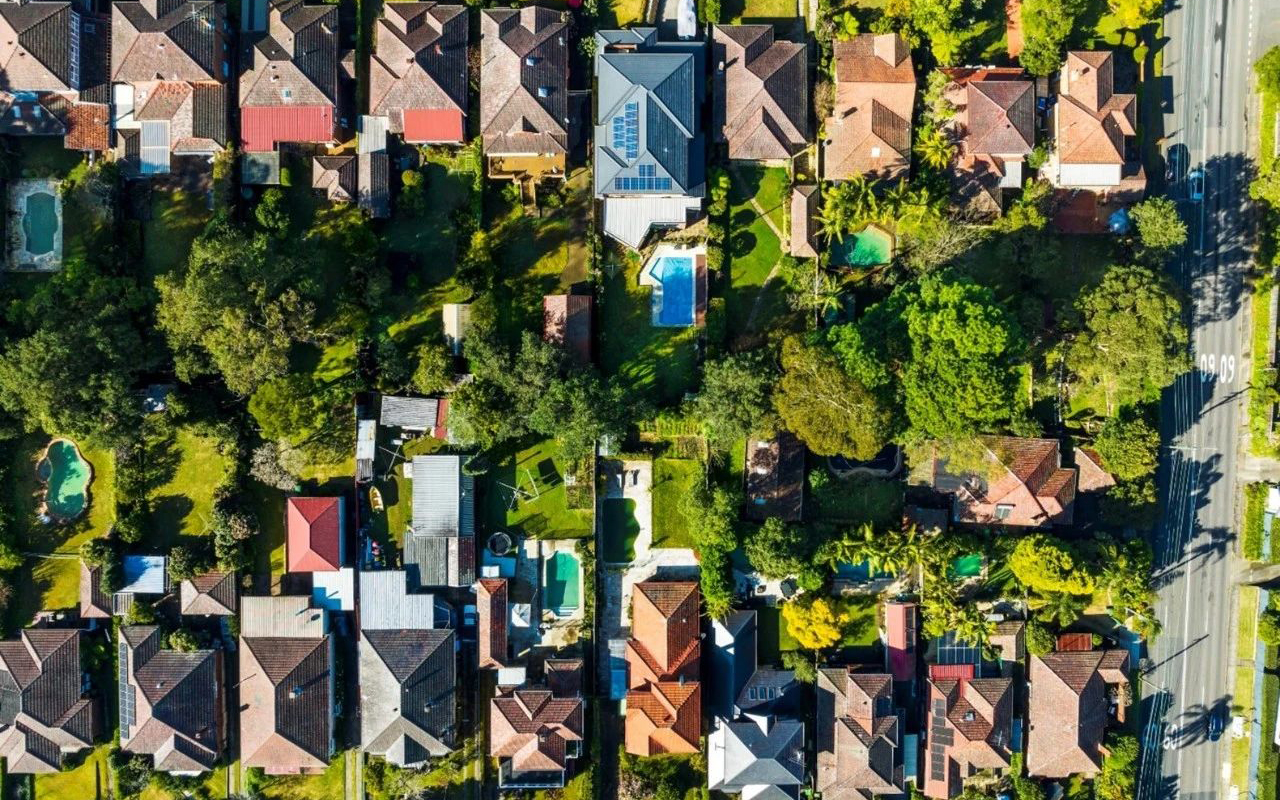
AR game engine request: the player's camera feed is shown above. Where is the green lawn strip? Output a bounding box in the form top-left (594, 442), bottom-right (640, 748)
top-left (247, 482), bottom-right (288, 580)
top-left (724, 167), bottom-right (787, 336)
top-left (1244, 482), bottom-right (1268, 561)
top-left (1231, 586), bottom-right (1260, 792)
top-left (143, 188), bottom-right (209, 278)
top-left (482, 439), bottom-right (594, 541)
top-left (839, 596), bottom-right (880, 646)
top-left (1260, 645), bottom-right (1280, 800)
top-left (35, 743), bottom-right (111, 800)
top-left (600, 0), bottom-right (645, 26)
top-left (811, 474), bottom-right (903, 529)
top-left (598, 250), bottom-right (699, 406)
top-left (1249, 268), bottom-right (1277, 456)
top-left (145, 424), bottom-right (231, 549)
top-left (651, 458), bottom-right (701, 548)
top-left (725, 0), bottom-right (798, 20)
top-left (258, 752), bottom-right (346, 800)
top-left (1262, 89), bottom-right (1277, 165)
top-left (601, 498), bottom-right (640, 563)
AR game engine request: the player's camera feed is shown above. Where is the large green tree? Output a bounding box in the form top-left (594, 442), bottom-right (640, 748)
top-left (1067, 264), bottom-right (1189, 412)
top-left (773, 336), bottom-right (892, 458)
top-left (691, 349), bottom-right (778, 445)
top-left (1020, 0), bottom-right (1086, 76)
top-left (1093, 405), bottom-right (1160, 480)
top-left (1130, 197), bottom-right (1188, 263)
top-left (1009, 533), bottom-right (1096, 595)
top-left (744, 517), bottom-right (808, 579)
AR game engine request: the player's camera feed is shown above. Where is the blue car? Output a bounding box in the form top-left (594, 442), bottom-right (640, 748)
top-left (1188, 168), bottom-right (1205, 202)
top-left (1207, 707), bottom-right (1226, 741)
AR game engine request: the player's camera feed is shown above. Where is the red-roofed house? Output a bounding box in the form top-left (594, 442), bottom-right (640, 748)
top-left (921, 437), bottom-right (1078, 527)
top-left (370, 3), bottom-right (468, 145)
top-left (241, 106), bottom-right (335, 152)
top-left (1052, 52), bottom-right (1140, 190)
top-left (286, 497), bottom-right (345, 573)
top-left (884, 601), bottom-right (917, 683)
top-left (1027, 649), bottom-right (1130, 778)
top-left (476, 577), bottom-right (508, 669)
top-left (922, 664), bottom-right (1015, 798)
top-left (624, 581), bottom-right (702, 756)
top-left (543, 294), bottom-right (593, 366)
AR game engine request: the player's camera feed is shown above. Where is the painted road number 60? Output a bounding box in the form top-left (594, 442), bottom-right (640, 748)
top-left (1199, 353), bottom-right (1236, 383)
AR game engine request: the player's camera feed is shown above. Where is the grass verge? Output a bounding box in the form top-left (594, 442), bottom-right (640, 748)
top-left (1245, 482), bottom-right (1268, 561)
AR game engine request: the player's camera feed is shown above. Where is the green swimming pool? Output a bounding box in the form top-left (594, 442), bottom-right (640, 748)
top-left (23, 191), bottom-right (58, 256)
top-left (831, 224), bottom-right (895, 267)
top-left (37, 439), bottom-right (92, 521)
top-left (949, 553), bottom-right (984, 579)
top-left (543, 551), bottom-right (581, 617)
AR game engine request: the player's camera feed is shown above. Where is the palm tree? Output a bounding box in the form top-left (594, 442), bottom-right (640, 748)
top-left (789, 272), bottom-right (845, 321)
top-left (818, 177), bottom-right (878, 243)
top-left (1035, 592), bottom-right (1090, 628)
top-left (914, 126), bottom-right (955, 171)
top-left (953, 603), bottom-right (996, 652)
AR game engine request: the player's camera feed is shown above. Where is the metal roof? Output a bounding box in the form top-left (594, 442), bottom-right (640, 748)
top-left (359, 570), bottom-right (438, 631)
top-left (120, 556), bottom-right (168, 595)
top-left (380, 395), bottom-right (439, 431)
top-left (357, 114), bottom-right (388, 154)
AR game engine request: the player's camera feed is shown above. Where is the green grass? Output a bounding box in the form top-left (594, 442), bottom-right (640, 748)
top-left (482, 439), bottom-right (594, 540)
top-left (248, 482), bottom-right (288, 581)
top-left (601, 498), bottom-right (641, 563)
top-left (1249, 269), bottom-right (1277, 456)
top-left (1244, 482), bottom-right (1268, 561)
top-left (138, 766), bottom-right (227, 800)
top-left (600, 0), bottom-right (646, 26)
top-left (1263, 90), bottom-right (1277, 165)
top-left (1260, 644), bottom-right (1279, 800)
top-left (810, 474), bottom-right (902, 529)
top-left (143, 189), bottom-right (209, 278)
top-left (599, 249), bottom-right (699, 406)
top-left (145, 424), bottom-right (232, 549)
top-left (366, 435), bottom-right (443, 551)
top-left (838, 596), bottom-right (880, 646)
top-left (5, 433), bottom-right (115, 624)
top-left (651, 458), bottom-right (701, 548)
top-left (723, 0), bottom-right (798, 23)
top-left (1231, 586), bottom-right (1260, 795)
top-left (257, 754), bottom-right (346, 800)
top-left (755, 606), bottom-right (800, 664)
top-left (34, 744), bottom-right (111, 800)
top-left (491, 169), bottom-right (591, 300)
top-left (725, 166), bottom-right (789, 337)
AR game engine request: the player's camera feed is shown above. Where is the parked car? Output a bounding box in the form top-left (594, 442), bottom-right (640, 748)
top-left (1188, 168), bottom-right (1206, 201)
top-left (1207, 706), bottom-right (1226, 741)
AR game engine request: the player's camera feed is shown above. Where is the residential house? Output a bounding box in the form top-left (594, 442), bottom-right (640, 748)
top-left (311, 152), bottom-right (390, 217)
top-left (624, 580), bottom-right (702, 756)
top-left (919, 436), bottom-right (1078, 527)
top-left (81, 555), bottom-right (169, 618)
top-left (239, 595), bottom-right (335, 774)
top-left (708, 611), bottom-right (805, 798)
top-left (0, 629), bottom-right (97, 773)
top-left (476, 577), bottom-right (508, 669)
top-left (1026, 649), bottom-right (1130, 778)
top-left (480, 6), bottom-right (570, 182)
top-left (1076, 447), bottom-right (1116, 493)
top-left (359, 570), bottom-right (456, 768)
top-left (542, 294), bottom-right (592, 366)
top-left (179, 571), bottom-right (238, 616)
top-left (490, 664), bottom-right (585, 788)
top-left (119, 625), bottom-right (224, 773)
top-left (407, 455), bottom-right (475, 588)
top-left (1051, 52), bottom-right (1140, 191)
top-left (286, 496), bottom-right (345, 573)
top-left (816, 667), bottom-right (904, 800)
top-left (922, 664), bottom-right (1015, 798)
top-left (710, 25), bottom-right (807, 162)
top-left (945, 68), bottom-right (1035, 217)
top-left (240, 0), bottom-right (340, 152)
top-left (380, 394), bottom-right (450, 438)
top-left (0, 1), bottom-right (110, 152)
top-left (790, 184), bottom-right (819, 258)
top-left (823, 34), bottom-right (915, 182)
top-left (110, 0), bottom-right (229, 175)
top-left (594, 28), bottom-right (705, 249)
top-left (370, 2), bottom-right (467, 145)
top-left (744, 432), bottom-right (805, 523)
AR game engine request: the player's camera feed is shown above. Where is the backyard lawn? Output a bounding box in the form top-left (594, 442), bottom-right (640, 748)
top-left (756, 596), bottom-right (879, 664)
top-left (5, 433), bottom-right (116, 623)
top-left (723, 0), bottom-right (798, 20)
top-left (143, 188), bottom-right (209, 278)
top-left (256, 754), bottom-right (346, 800)
top-left (145, 423), bottom-right (232, 548)
top-left (810, 473), bottom-right (902, 529)
top-left (725, 165), bottom-right (791, 337)
top-left (601, 0), bottom-right (646, 26)
top-left (599, 249), bottom-right (699, 406)
top-left (138, 767), bottom-right (227, 800)
top-left (34, 744), bottom-right (112, 800)
top-left (651, 458), bottom-right (701, 549)
top-left (482, 439), bottom-right (594, 540)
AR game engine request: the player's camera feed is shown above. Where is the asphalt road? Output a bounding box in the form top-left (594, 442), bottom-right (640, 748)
top-left (1138, 0), bottom-right (1280, 797)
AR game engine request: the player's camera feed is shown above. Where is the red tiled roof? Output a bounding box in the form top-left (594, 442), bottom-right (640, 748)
top-left (63, 103), bottom-right (110, 152)
top-left (286, 497), bottom-right (343, 573)
top-left (402, 108), bottom-right (464, 144)
top-left (241, 105), bottom-right (333, 152)
top-left (476, 578), bottom-right (507, 669)
top-left (1056, 633), bottom-right (1094, 652)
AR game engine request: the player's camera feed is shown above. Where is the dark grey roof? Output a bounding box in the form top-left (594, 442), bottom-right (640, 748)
top-left (592, 29), bottom-right (705, 199)
top-left (192, 82), bottom-right (227, 145)
top-left (123, 625), bottom-right (221, 770)
top-left (358, 152), bottom-right (390, 218)
top-left (0, 3), bottom-right (74, 88)
top-left (380, 395), bottom-right (439, 430)
top-left (0, 629), bottom-right (95, 770)
top-left (245, 636), bottom-right (332, 763)
top-left (253, 0), bottom-right (338, 103)
top-left (710, 611), bottom-right (757, 719)
top-left (114, 0), bottom-right (223, 80)
top-left (363, 629), bottom-right (456, 749)
top-left (711, 718), bottom-right (806, 793)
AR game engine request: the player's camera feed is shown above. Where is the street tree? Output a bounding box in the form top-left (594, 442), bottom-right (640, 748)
top-left (1093, 405), bottom-right (1160, 480)
top-left (1129, 198), bottom-right (1188, 263)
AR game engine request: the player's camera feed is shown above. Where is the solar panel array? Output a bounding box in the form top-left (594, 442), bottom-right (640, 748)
top-left (613, 175), bottom-right (673, 191)
top-left (611, 102), bottom-right (639, 160)
top-left (117, 643), bottom-right (135, 730)
top-left (928, 698), bottom-right (951, 782)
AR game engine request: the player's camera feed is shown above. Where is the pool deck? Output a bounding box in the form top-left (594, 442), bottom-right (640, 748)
top-left (6, 178), bottom-right (64, 272)
top-left (538, 539), bottom-right (584, 648)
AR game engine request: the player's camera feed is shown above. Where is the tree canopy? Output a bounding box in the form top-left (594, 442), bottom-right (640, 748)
top-left (773, 336), bottom-right (892, 458)
top-left (781, 597), bottom-right (852, 650)
top-left (1093, 405), bottom-right (1160, 480)
top-left (1009, 533), bottom-right (1096, 595)
top-left (1130, 198), bottom-right (1188, 263)
top-left (1020, 0), bottom-right (1085, 76)
top-left (1067, 264), bottom-right (1189, 412)
top-left (690, 349), bottom-right (778, 445)
top-left (744, 517), bottom-right (808, 579)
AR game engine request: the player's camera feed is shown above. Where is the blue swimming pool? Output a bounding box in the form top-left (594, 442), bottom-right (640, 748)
top-left (650, 256), bottom-right (695, 326)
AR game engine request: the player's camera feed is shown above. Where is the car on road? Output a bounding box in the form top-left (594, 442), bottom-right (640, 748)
top-left (1188, 168), bottom-right (1205, 201)
top-left (1207, 707), bottom-right (1226, 741)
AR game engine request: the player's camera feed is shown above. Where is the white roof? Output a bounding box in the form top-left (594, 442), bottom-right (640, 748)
top-left (311, 567), bottom-right (356, 612)
top-left (358, 115), bottom-right (389, 154)
top-left (359, 570), bottom-right (437, 630)
top-left (497, 666), bottom-right (527, 687)
top-left (120, 556), bottom-right (168, 595)
top-left (240, 595), bottom-right (328, 638)
top-left (356, 418), bottom-right (376, 463)
top-left (602, 196), bottom-right (702, 249)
